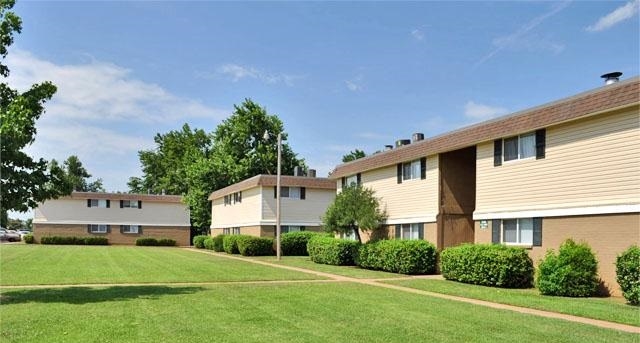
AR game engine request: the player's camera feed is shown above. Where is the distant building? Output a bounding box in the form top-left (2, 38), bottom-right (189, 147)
top-left (209, 174), bottom-right (336, 237)
top-left (33, 192), bottom-right (191, 246)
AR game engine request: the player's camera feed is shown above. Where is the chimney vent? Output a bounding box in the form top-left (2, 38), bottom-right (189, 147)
top-left (384, 145), bottom-right (393, 151)
top-left (395, 139), bottom-right (411, 148)
top-left (412, 133), bottom-right (424, 143)
top-left (294, 166), bottom-right (305, 177)
top-left (308, 169), bottom-right (316, 178)
top-left (601, 72), bottom-right (622, 85)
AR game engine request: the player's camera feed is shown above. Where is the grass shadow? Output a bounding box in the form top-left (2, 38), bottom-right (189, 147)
top-left (0, 285), bottom-right (205, 305)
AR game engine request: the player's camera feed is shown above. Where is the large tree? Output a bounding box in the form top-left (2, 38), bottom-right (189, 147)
top-left (322, 185), bottom-right (386, 243)
top-left (342, 149), bottom-right (366, 163)
top-left (62, 155), bottom-right (104, 192)
top-left (0, 0), bottom-right (67, 226)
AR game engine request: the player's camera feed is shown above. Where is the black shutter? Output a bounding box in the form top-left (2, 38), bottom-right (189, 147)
top-left (106, 225), bottom-right (111, 233)
top-left (87, 224), bottom-right (91, 233)
top-left (418, 223), bottom-right (424, 240)
top-left (300, 226), bottom-right (306, 232)
top-left (491, 219), bottom-right (501, 244)
top-left (138, 200), bottom-right (142, 209)
top-left (138, 226), bottom-right (143, 234)
top-left (106, 200), bottom-right (110, 208)
top-left (494, 139), bottom-right (503, 166)
top-left (397, 164), bottom-right (403, 184)
top-left (395, 224), bottom-right (401, 239)
top-left (356, 173), bottom-right (362, 185)
top-left (120, 200), bottom-right (124, 208)
top-left (274, 186), bottom-right (277, 199)
top-left (300, 187), bottom-right (306, 200)
top-left (535, 129), bottom-right (546, 159)
top-left (119, 225), bottom-right (124, 234)
top-left (533, 218), bottom-right (543, 246)
top-left (420, 157), bottom-right (427, 179)
top-left (341, 177), bottom-right (346, 188)
top-left (87, 199), bottom-right (91, 207)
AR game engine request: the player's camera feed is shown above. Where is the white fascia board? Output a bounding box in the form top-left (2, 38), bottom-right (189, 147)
top-left (385, 215), bottom-right (437, 225)
top-left (33, 220), bottom-right (190, 227)
top-left (473, 204), bottom-right (640, 220)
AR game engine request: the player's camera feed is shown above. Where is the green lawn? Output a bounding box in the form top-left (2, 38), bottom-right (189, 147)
top-left (248, 255), bottom-right (409, 279)
top-left (0, 245), bottom-right (321, 285)
top-left (1, 282), bottom-right (636, 343)
top-left (384, 279), bottom-right (640, 327)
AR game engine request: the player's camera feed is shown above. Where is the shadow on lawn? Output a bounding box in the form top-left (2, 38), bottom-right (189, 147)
top-left (0, 285), bottom-right (205, 305)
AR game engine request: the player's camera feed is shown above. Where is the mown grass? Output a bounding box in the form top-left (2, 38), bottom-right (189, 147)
top-left (384, 279), bottom-right (640, 327)
top-left (0, 245), bottom-right (321, 285)
top-left (248, 255), bottom-right (408, 279)
top-left (1, 282), bottom-right (636, 343)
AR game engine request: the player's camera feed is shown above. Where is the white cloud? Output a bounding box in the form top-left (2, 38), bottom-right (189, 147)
top-left (586, 0), bottom-right (639, 32)
top-left (216, 63), bottom-right (299, 86)
top-left (345, 74), bottom-right (364, 92)
top-left (411, 29), bottom-right (425, 41)
top-left (464, 101), bottom-right (509, 121)
top-left (6, 49), bottom-right (227, 123)
top-left (476, 1), bottom-right (571, 67)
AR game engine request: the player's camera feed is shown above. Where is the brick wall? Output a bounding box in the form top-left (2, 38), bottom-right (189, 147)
top-left (34, 224), bottom-right (190, 246)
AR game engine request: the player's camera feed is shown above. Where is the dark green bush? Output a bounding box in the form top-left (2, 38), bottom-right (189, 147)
top-left (212, 235), bottom-right (225, 252)
top-left (223, 235), bottom-right (242, 254)
top-left (357, 239), bottom-right (437, 274)
top-left (236, 236), bottom-right (274, 256)
top-left (307, 236), bottom-right (360, 266)
top-left (157, 238), bottom-right (176, 246)
top-left (537, 239), bottom-right (599, 297)
top-left (136, 238), bottom-right (158, 246)
top-left (40, 236), bottom-right (108, 245)
top-left (440, 244), bottom-right (534, 288)
top-left (193, 235), bottom-right (208, 249)
top-left (24, 234), bottom-right (35, 244)
top-left (82, 237), bottom-right (109, 245)
top-left (281, 232), bottom-right (322, 256)
top-left (616, 245), bottom-right (639, 305)
top-left (203, 237), bottom-right (215, 250)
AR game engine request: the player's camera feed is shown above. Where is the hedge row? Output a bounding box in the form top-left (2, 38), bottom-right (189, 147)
top-left (40, 236), bottom-right (109, 245)
top-left (440, 244), bottom-right (534, 288)
top-left (616, 245), bottom-right (640, 305)
top-left (135, 238), bottom-right (176, 246)
top-left (307, 236), bottom-right (360, 266)
top-left (281, 232), bottom-right (326, 256)
top-left (24, 234), bottom-right (35, 244)
top-left (237, 236), bottom-right (274, 256)
top-left (193, 235), bottom-right (208, 249)
top-left (357, 240), bottom-right (437, 274)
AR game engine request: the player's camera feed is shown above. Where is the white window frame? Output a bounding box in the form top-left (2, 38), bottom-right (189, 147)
top-left (122, 225), bottom-right (140, 234)
top-left (89, 224), bottom-right (108, 233)
top-left (222, 228), bottom-right (230, 235)
top-left (122, 200), bottom-right (139, 209)
top-left (345, 175), bottom-right (358, 187)
top-left (402, 160), bottom-right (421, 181)
top-left (503, 132), bottom-right (536, 162)
top-left (90, 199), bottom-right (108, 208)
top-left (340, 229), bottom-right (356, 241)
top-left (232, 227), bottom-right (240, 235)
top-left (282, 226), bottom-right (301, 234)
top-left (400, 223), bottom-right (420, 240)
top-left (502, 218), bottom-right (533, 245)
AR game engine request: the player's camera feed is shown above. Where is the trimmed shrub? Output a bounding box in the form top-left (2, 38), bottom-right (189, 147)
top-left (24, 234), bottom-right (35, 244)
top-left (281, 231), bottom-right (322, 256)
top-left (212, 235), bottom-right (225, 252)
top-left (157, 238), bottom-right (176, 246)
top-left (357, 239), bottom-right (437, 274)
top-left (193, 235), bottom-right (208, 249)
top-left (616, 245), bottom-right (640, 305)
top-left (440, 244), bottom-right (534, 288)
top-left (236, 236), bottom-right (274, 256)
top-left (537, 239), bottom-right (599, 297)
top-left (136, 238), bottom-right (158, 246)
top-left (307, 236), bottom-right (360, 266)
top-left (40, 236), bottom-right (108, 245)
top-left (82, 237), bottom-right (109, 245)
top-left (223, 235), bottom-right (242, 254)
top-left (203, 237), bottom-right (215, 250)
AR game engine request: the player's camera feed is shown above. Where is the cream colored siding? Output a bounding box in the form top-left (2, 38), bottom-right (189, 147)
top-left (34, 199), bottom-right (189, 226)
top-left (262, 187), bottom-right (335, 225)
top-left (358, 157), bottom-right (439, 222)
top-left (211, 187), bottom-right (262, 228)
top-left (476, 109), bottom-right (640, 215)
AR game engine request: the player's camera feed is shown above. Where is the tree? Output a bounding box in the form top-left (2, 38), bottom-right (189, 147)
top-left (322, 185), bottom-right (386, 243)
top-left (342, 149), bottom-right (366, 163)
top-left (62, 155), bottom-right (104, 192)
top-left (0, 0), bottom-right (67, 226)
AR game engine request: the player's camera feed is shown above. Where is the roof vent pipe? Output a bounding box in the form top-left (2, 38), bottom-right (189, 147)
top-left (412, 133), bottom-right (424, 143)
top-left (384, 145), bottom-right (393, 151)
top-left (294, 166), bottom-right (305, 177)
top-left (308, 169), bottom-right (316, 178)
top-left (601, 72), bottom-right (622, 85)
top-left (395, 139), bottom-right (411, 148)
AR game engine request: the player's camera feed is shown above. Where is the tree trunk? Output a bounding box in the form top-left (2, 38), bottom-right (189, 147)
top-left (352, 225), bottom-right (362, 243)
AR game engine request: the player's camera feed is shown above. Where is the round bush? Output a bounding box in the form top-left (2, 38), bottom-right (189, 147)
top-left (357, 239), bottom-right (437, 274)
top-left (537, 239), bottom-right (599, 297)
top-left (223, 235), bottom-right (242, 254)
top-left (203, 237), bottom-right (215, 250)
top-left (616, 245), bottom-right (639, 305)
top-left (281, 232), bottom-right (321, 256)
top-left (440, 244), bottom-right (534, 288)
top-left (157, 238), bottom-right (176, 246)
top-left (193, 235), bottom-right (208, 249)
top-left (136, 238), bottom-right (159, 246)
top-left (212, 235), bottom-right (225, 252)
top-left (236, 236), bottom-right (274, 256)
top-left (307, 236), bottom-right (360, 266)
top-left (24, 234), bottom-right (35, 244)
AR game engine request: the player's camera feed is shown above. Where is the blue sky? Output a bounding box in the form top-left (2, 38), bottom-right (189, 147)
top-left (6, 1), bottom-right (639, 204)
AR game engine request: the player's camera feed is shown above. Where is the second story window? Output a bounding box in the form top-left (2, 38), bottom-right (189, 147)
top-left (274, 186), bottom-right (306, 200)
top-left (504, 132), bottom-right (535, 162)
top-left (397, 158), bottom-right (426, 183)
top-left (88, 199), bottom-right (109, 208)
top-left (120, 200), bottom-right (141, 209)
top-left (224, 192), bottom-right (242, 206)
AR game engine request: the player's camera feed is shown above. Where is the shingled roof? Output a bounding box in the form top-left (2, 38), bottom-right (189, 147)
top-left (208, 175), bottom-right (336, 200)
top-left (330, 77), bottom-right (640, 179)
top-left (69, 192), bottom-right (183, 203)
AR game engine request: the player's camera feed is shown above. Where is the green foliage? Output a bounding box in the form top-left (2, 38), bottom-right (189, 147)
top-left (440, 244), bottom-right (534, 288)
top-left (357, 240), bottom-right (437, 275)
top-left (322, 185), bottom-right (386, 243)
top-left (157, 239), bottom-right (177, 247)
top-left (223, 235), bottom-right (241, 254)
top-left (212, 234), bottom-right (225, 252)
top-left (236, 236), bottom-right (274, 256)
top-left (40, 236), bottom-right (108, 245)
top-left (307, 236), bottom-right (360, 266)
top-left (537, 239), bottom-right (599, 297)
top-left (0, 0), bottom-right (21, 78)
top-left (61, 155), bottom-right (104, 192)
top-left (203, 237), bottom-right (215, 250)
top-left (616, 245), bottom-right (639, 305)
top-left (192, 235), bottom-right (208, 249)
top-left (23, 234), bottom-right (34, 244)
top-left (341, 149), bottom-right (366, 163)
top-left (281, 231), bottom-right (324, 256)
top-left (135, 238), bottom-right (176, 246)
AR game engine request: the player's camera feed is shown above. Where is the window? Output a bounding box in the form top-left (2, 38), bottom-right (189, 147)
top-left (340, 229), bottom-right (356, 241)
top-left (504, 132), bottom-right (535, 162)
top-left (121, 225), bottom-right (140, 234)
top-left (401, 223), bottom-right (421, 240)
top-left (88, 224), bottom-right (108, 233)
top-left (502, 218), bottom-right (533, 245)
top-left (276, 186), bottom-right (305, 199)
top-left (223, 227), bottom-right (240, 235)
top-left (121, 200), bottom-right (140, 209)
top-left (224, 192), bottom-right (242, 206)
top-left (88, 199), bottom-right (109, 208)
top-left (222, 228), bottom-right (230, 235)
top-left (281, 226), bottom-right (305, 234)
top-left (345, 175), bottom-right (358, 187)
top-left (397, 158), bottom-right (426, 183)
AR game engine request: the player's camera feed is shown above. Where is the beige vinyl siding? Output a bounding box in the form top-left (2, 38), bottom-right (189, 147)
top-left (262, 187), bottom-right (335, 225)
top-left (358, 157), bottom-right (439, 222)
top-left (34, 199), bottom-right (190, 226)
top-left (211, 187), bottom-right (262, 228)
top-left (475, 108), bottom-right (640, 214)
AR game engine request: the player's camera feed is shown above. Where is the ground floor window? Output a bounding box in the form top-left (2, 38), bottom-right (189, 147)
top-left (281, 226), bottom-right (305, 234)
top-left (401, 223), bottom-right (421, 240)
top-left (121, 225), bottom-right (140, 234)
top-left (340, 229), bottom-right (356, 241)
top-left (88, 224), bottom-right (108, 233)
top-left (223, 227), bottom-right (240, 235)
top-left (502, 218), bottom-right (533, 245)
